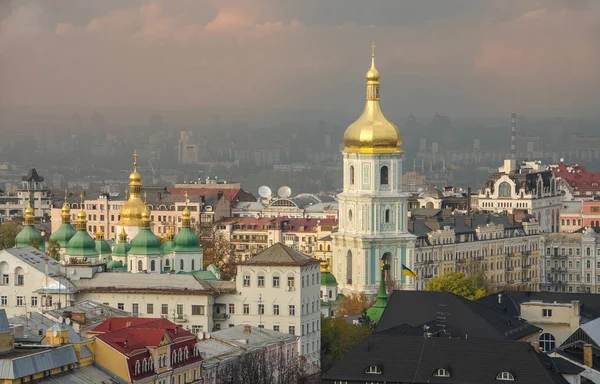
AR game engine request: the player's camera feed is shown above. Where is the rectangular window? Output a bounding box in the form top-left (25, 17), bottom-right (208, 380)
top-left (192, 305), bottom-right (205, 316)
top-left (257, 275), bottom-right (265, 287)
top-left (289, 305), bottom-right (296, 316)
top-left (289, 326), bottom-right (295, 335)
top-left (31, 296), bottom-right (38, 307)
top-left (1, 296), bottom-right (7, 306)
top-left (273, 325), bottom-right (280, 332)
top-left (273, 276), bottom-right (280, 287)
top-left (288, 277), bottom-right (295, 288)
top-left (542, 309), bottom-right (553, 317)
top-left (132, 303), bottom-right (139, 316)
top-left (191, 325), bottom-right (203, 334)
top-left (147, 303), bottom-right (154, 314)
top-left (243, 304), bottom-right (250, 314)
top-left (176, 304), bottom-right (184, 319)
top-left (243, 275), bottom-right (250, 287)
top-left (16, 296), bottom-right (24, 306)
top-left (273, 304), bottom-right (279, 315)
top-left (118, 303), bottom-right (124, 310)
top-left (162, 304), bottom-right (169, 315)
top-left (258, 304), bottom-right (264, 314)
top-left (16, 275), bottom-right (24, 286)
top-left (2, 275), bottom-right (8, 285)
top-left (229, 304), bottom-right (235, 314)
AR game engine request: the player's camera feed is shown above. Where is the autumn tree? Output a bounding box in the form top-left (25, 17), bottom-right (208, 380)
top-left (425, 271), bottom-right (489, 300)
top-left (334, 292), bottom-right (375, 317)
top-left (321, 316), bottom-right (374, 372)
top-left (0, 222), bottom-right (20, 249)
top-left (47, 239), bottom-right (61, 261)
top-left (198, 226), bottom-right (236, 280)
top-left (28, 238), bottom-right (41, 251)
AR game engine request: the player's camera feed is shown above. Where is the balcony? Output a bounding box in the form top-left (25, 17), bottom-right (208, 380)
top-left (174, 314), bottom-right (187, 323)
top-left (213, 313), bottom-right (229, 321)
top-left (551, 267), bottom-right (564, 273)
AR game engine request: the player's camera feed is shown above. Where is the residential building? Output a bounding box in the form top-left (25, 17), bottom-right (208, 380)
top-left (89, 317), bottom-right (202, 384)
top-left (411, 213), bottom-right (541, 291)
top-left (541, 227), bottom-right (600, 293)
top-left (478, 159), bottom-right (562, 232)
top-left (551, 160), bottom-right (600, 200)
top-left (333, 46), bottom-right (416, 295)
top-left (233, 193), bottom-right (338, 220)
top-left (0, 168), bottom-right (53, 220)
top-left (559, 200), bottom-right (600, 233)
top-left (197, 325), bottom-right (298, 384)
top-left (215, 217), bottom-right (337, 261)
top-left (552, 317), bottom-right (600, 383)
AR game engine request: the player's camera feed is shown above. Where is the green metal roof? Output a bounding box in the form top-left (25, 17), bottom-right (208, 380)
top-left (15, 225), bottom-right (45, 251)
top-left (321, 271), bottom-right (338, 286)
top-left (175, 270), bottom-right (218, 280)
top-left (366, 267), bottom-right (389, 324)
top-left (49, 223), bottom-right (76, 249)
top-left (173, 227), bottom-right (203, 253)
top-left (65, 230), bottom-right (99, 257)
top-left (161, 239), bottom-right (175, 254)
top-left (112, 241), bottom-right (131, 257)
top-left (106, 259), bottom-right (124, 270)
top-left (95, 239), bottom-right (112, 255)
top-left (129, 228), bottom-right (162, 255)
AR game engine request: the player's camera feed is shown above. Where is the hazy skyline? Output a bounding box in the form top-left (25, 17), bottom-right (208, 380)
top-left (1, 0), bottom-right (599, 117)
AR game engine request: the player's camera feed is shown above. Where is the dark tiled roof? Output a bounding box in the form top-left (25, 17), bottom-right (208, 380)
top-left (322, 335), bottom-right (570, 384)
top-left (240, 243), bottom-right (320, 267)
top-left (476, 291), bottom-right (600, 323)
top-left (22, 168), bottom-right (44, 182)
top-left (409, 213), bottom-right (522, 238)
top-left (377, 291), bottom-right (540, 340)
top-left (550, 357), bottom-right (585, 374)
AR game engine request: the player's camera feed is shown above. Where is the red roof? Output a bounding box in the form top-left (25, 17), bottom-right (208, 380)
top-left (167, 187), bottom-right (241, 202)
top-left (551, 163), bottom-right (600, 192)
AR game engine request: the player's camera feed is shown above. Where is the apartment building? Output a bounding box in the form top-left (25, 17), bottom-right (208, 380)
top-left (411, 213), bottom-right (541, 291)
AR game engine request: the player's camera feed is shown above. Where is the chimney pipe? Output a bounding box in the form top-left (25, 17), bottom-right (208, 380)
top-left (584, 344), bottom-right (593, 368)
top-left (467, 187), bottom-right (472, 216)
top-left (510, 113), bottom-right (517, 160)
top-left (532, 342), bottom-right (541, 353)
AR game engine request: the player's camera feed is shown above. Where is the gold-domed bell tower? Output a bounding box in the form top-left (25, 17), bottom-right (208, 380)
top-left (117, 150), bottom-right (146, 240)
top-left (333, 43), bottom-right (416, 295)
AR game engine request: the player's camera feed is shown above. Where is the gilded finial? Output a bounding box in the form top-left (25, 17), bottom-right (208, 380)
top-left (80, 192), bottom-right (84, 206)
top-left (144, 191), bottom-right (147, 204)
top-left (64, 188), bottom-right (68, 203)
top-left (133, 150), bottom-right (138, 171)
top-left (371, 41), bottom-right (375, 58)
top-left (125, 188), bottom-right (128, 200)
top-left (381, 260), bottom-right (385, 270)
top-left (184, 191), bottom-right (189, 206)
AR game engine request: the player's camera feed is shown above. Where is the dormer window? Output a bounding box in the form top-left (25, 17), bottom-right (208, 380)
top-left (433, 368), bottom-right (450, 377)
top-left (365, 365), bottom-right (382, 374)
top-left (497, 372), bottom-right (515, 381)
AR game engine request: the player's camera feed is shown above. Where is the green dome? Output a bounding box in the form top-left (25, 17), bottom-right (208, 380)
top-left (173, 228), bottom-right (203, 253)
top-left (107, 259), bottom-right (123, 270)
top-left (162, 239), bottom-right (175, 254)
top-left (96, 239), bottom-right (112, 255)
top-left (321, 271), bottom-right (338, 286)
top-left (66, 230), bottom-right (99, 257)
top-left (15, 225), bottom-right (45, 251)
top-left (49, 223), bottom-right (76, 249)
top-left (112, 241), bottom-right (131, 257)
top-left (130, 228), bottom-right (162, 255)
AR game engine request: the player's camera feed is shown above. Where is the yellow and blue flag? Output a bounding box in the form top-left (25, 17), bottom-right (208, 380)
top-left (402, 264), bottom-right (418, 278)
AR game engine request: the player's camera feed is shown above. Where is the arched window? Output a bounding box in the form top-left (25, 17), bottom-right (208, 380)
top-left (143, 358), bottom-right (148, 372)
top-left (566, 219), bottom-right (570, 226)
top-left (346, 251), bottom-right (353, 285)
top-left (327, 244), bottom-right (331, 252)
top-left (587, 248), bottom-right (591, 256)
top-left (539, 333), bottom-right (555, 352)
top-left (433, 368), bottom-right (450, 377)
top-left (172, 352), bottom-right (177, 364)
top-left (135, 360), bottom-right (141, 375)
top-left (587, 273), bottom-right (591, 282)
top-left (192, 259), bottom-right (195, 270)
top-left (165, 259), bottom-right (170, 267)
top-left (178, 348), bottom-right (183, 361)
top-left (380, 166), bottom-right (389, 185)
top-left (185, 347), bottom-right (189, 360)
top-left (319, 244), bottom-right (323, 251)
top-left (14, 266), bottom-right (24, 286)
top-left (498, 182), bottom-right (511, 198)
top-left (180, 259), bottom-right (184, 270)
top-left (138, 260), bottom-right (143, 272)
top-left (561, 219), bottom-right (565, 225)
top-left (496, 372), bottom-right (515, 381)
top-left (587, 260), bottom-right (591, 269)
top-left (150, 260), bottom-right (156, 272)
top-left (349, 166), bottom-right (355, 185)
top-left (385, 209), bottom-right (390, 223)
top-left (348, 209), bottom-right (353, 221)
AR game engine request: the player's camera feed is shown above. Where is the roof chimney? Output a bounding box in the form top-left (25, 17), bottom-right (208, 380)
top-left (498, 293), bottom-right (502, 304)
top-left (123, 339), bottom-right (128, 348)
top-left (244, 325), bottom-right (252, 334)
top-left (584, 344), bottom-right (593, 368)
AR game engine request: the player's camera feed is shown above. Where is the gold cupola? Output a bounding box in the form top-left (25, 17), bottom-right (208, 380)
top-left (343, 43), bottom-right (402, 154)
top-left (61, 192), bottom-right (71, 223)
top-left (118, 150), bottom-right (146, 227)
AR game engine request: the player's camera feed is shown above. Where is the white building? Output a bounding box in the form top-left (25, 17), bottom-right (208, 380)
top-left (478, 159), bottom-right (562, 232)
top-left (332, 46), bottom-right (415, 295)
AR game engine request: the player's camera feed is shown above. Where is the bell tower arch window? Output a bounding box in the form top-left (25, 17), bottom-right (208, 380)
top-left (380, 166), bottom-right (389, 185)
top-left (349, 166), bottom-right (355, 185)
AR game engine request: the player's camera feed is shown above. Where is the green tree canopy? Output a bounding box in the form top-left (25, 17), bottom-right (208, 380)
top-left (425, 271), bottom-right (489, 300)
top-left (321, 316), bottom-right (374, 372)
top-left (0, 222), bottom-right (20, 249)
top-left (47, 239), bottom-right (62, 261)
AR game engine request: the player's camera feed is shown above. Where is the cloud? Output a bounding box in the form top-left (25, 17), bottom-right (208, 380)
top-left (0, 3), bottom-right (43, 39)
top-left (55, 22), bottom-right (73, 36)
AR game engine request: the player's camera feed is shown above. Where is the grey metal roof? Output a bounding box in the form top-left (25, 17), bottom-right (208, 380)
top-left (580, 317), bottom-right (600, 346)
top-left (210, 325), bottom-right (297, 350)
top-left (0, 309), bottom-right (10, 334)
top-left (196, 339), bottom-right (242, 367)
top-left (8, 312), bottom-right (88, 343)
top-left (0, 345), bottom-right (77, 379)
top-left (240, 243), bottom-right (319, 266)
top-left (34, 364), bottom-right (118, 383)
top-left (79, 345), bottom-right (93, 359)
top-left (1, 247), bottom-right (63, 276)
top-left (44, 300), bottom-right (130, 327)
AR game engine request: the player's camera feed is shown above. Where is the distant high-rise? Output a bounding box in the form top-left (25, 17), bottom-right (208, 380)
top-left (178, 131), bottom-right (199, 165)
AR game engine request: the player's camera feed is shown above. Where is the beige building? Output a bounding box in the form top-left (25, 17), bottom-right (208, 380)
top-left (520, 299), bottom-right (580, 351)
top-left (411, 213), bottom-right (541, 291)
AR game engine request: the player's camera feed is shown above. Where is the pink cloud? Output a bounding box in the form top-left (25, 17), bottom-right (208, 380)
top-left (55, 23), bottom-right (73, 36)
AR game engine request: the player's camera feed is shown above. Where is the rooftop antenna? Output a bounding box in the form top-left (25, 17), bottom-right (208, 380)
top-left (510, 113), bottom-right (517, 160)
top-left (258, 186), bottom-right (272, 200)
top-left (277, 186), bottom-right (292, 198)
top-left (436, 303), bottom-right (449, 333)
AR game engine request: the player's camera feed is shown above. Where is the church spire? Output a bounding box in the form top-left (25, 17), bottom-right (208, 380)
top-left (366, 261), bottom-right (389, 323)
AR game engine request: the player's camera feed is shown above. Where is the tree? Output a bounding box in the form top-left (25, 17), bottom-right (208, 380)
top-left (28, 238), bottom-right (41, 251)
top-left (198, 227), bottom-right (236, 280)
top-left (334, 292), bottom-right (374, 317)
top-left (47, 239), bottom-right (61, 261)
top-left (425, 271), bottom-right (489, 300)
top-left (217, 345), bottom-right (303, 384)
top-left (0, 222), bottom-right (20, 249)
top-left (321, 316), bottom-right (374, 372)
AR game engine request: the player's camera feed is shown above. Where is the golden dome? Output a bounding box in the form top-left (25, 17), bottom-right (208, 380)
top-left (140, 205), bottom-right (152, 229)
top-left (95, 228), bottom-right (105, 240)
top-left (61, 191), bottom-right (71, 223)
top-left (118, 150), bottom-right (145, 227)
top-left (182, 192), bottom-right (191, 228)
top-left (343, 43), bottom-right (402, 154)
top-left (118, 227), bottom-right (128, 242)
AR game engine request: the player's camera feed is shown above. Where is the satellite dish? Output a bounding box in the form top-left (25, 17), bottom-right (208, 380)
top-left (205, 333), bottom-right (211, 339)
top-left (560, 157), bottom-right (565, 163)
top-left (198, 332), bottom-right (204, 340)
top-left (65, 318), bottom-right (71, 325)
top-left (258, 186), bottom-right (272, 199)
top-left (52, 330), bottom-right (58, 337)
top-left (58, 316), bottom-right (64, 324)
top-left (278, 186), bottom-right (292, 198)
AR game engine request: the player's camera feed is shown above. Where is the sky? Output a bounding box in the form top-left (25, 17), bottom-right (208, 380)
top-left (1, 0), bottom-right (599, 117)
